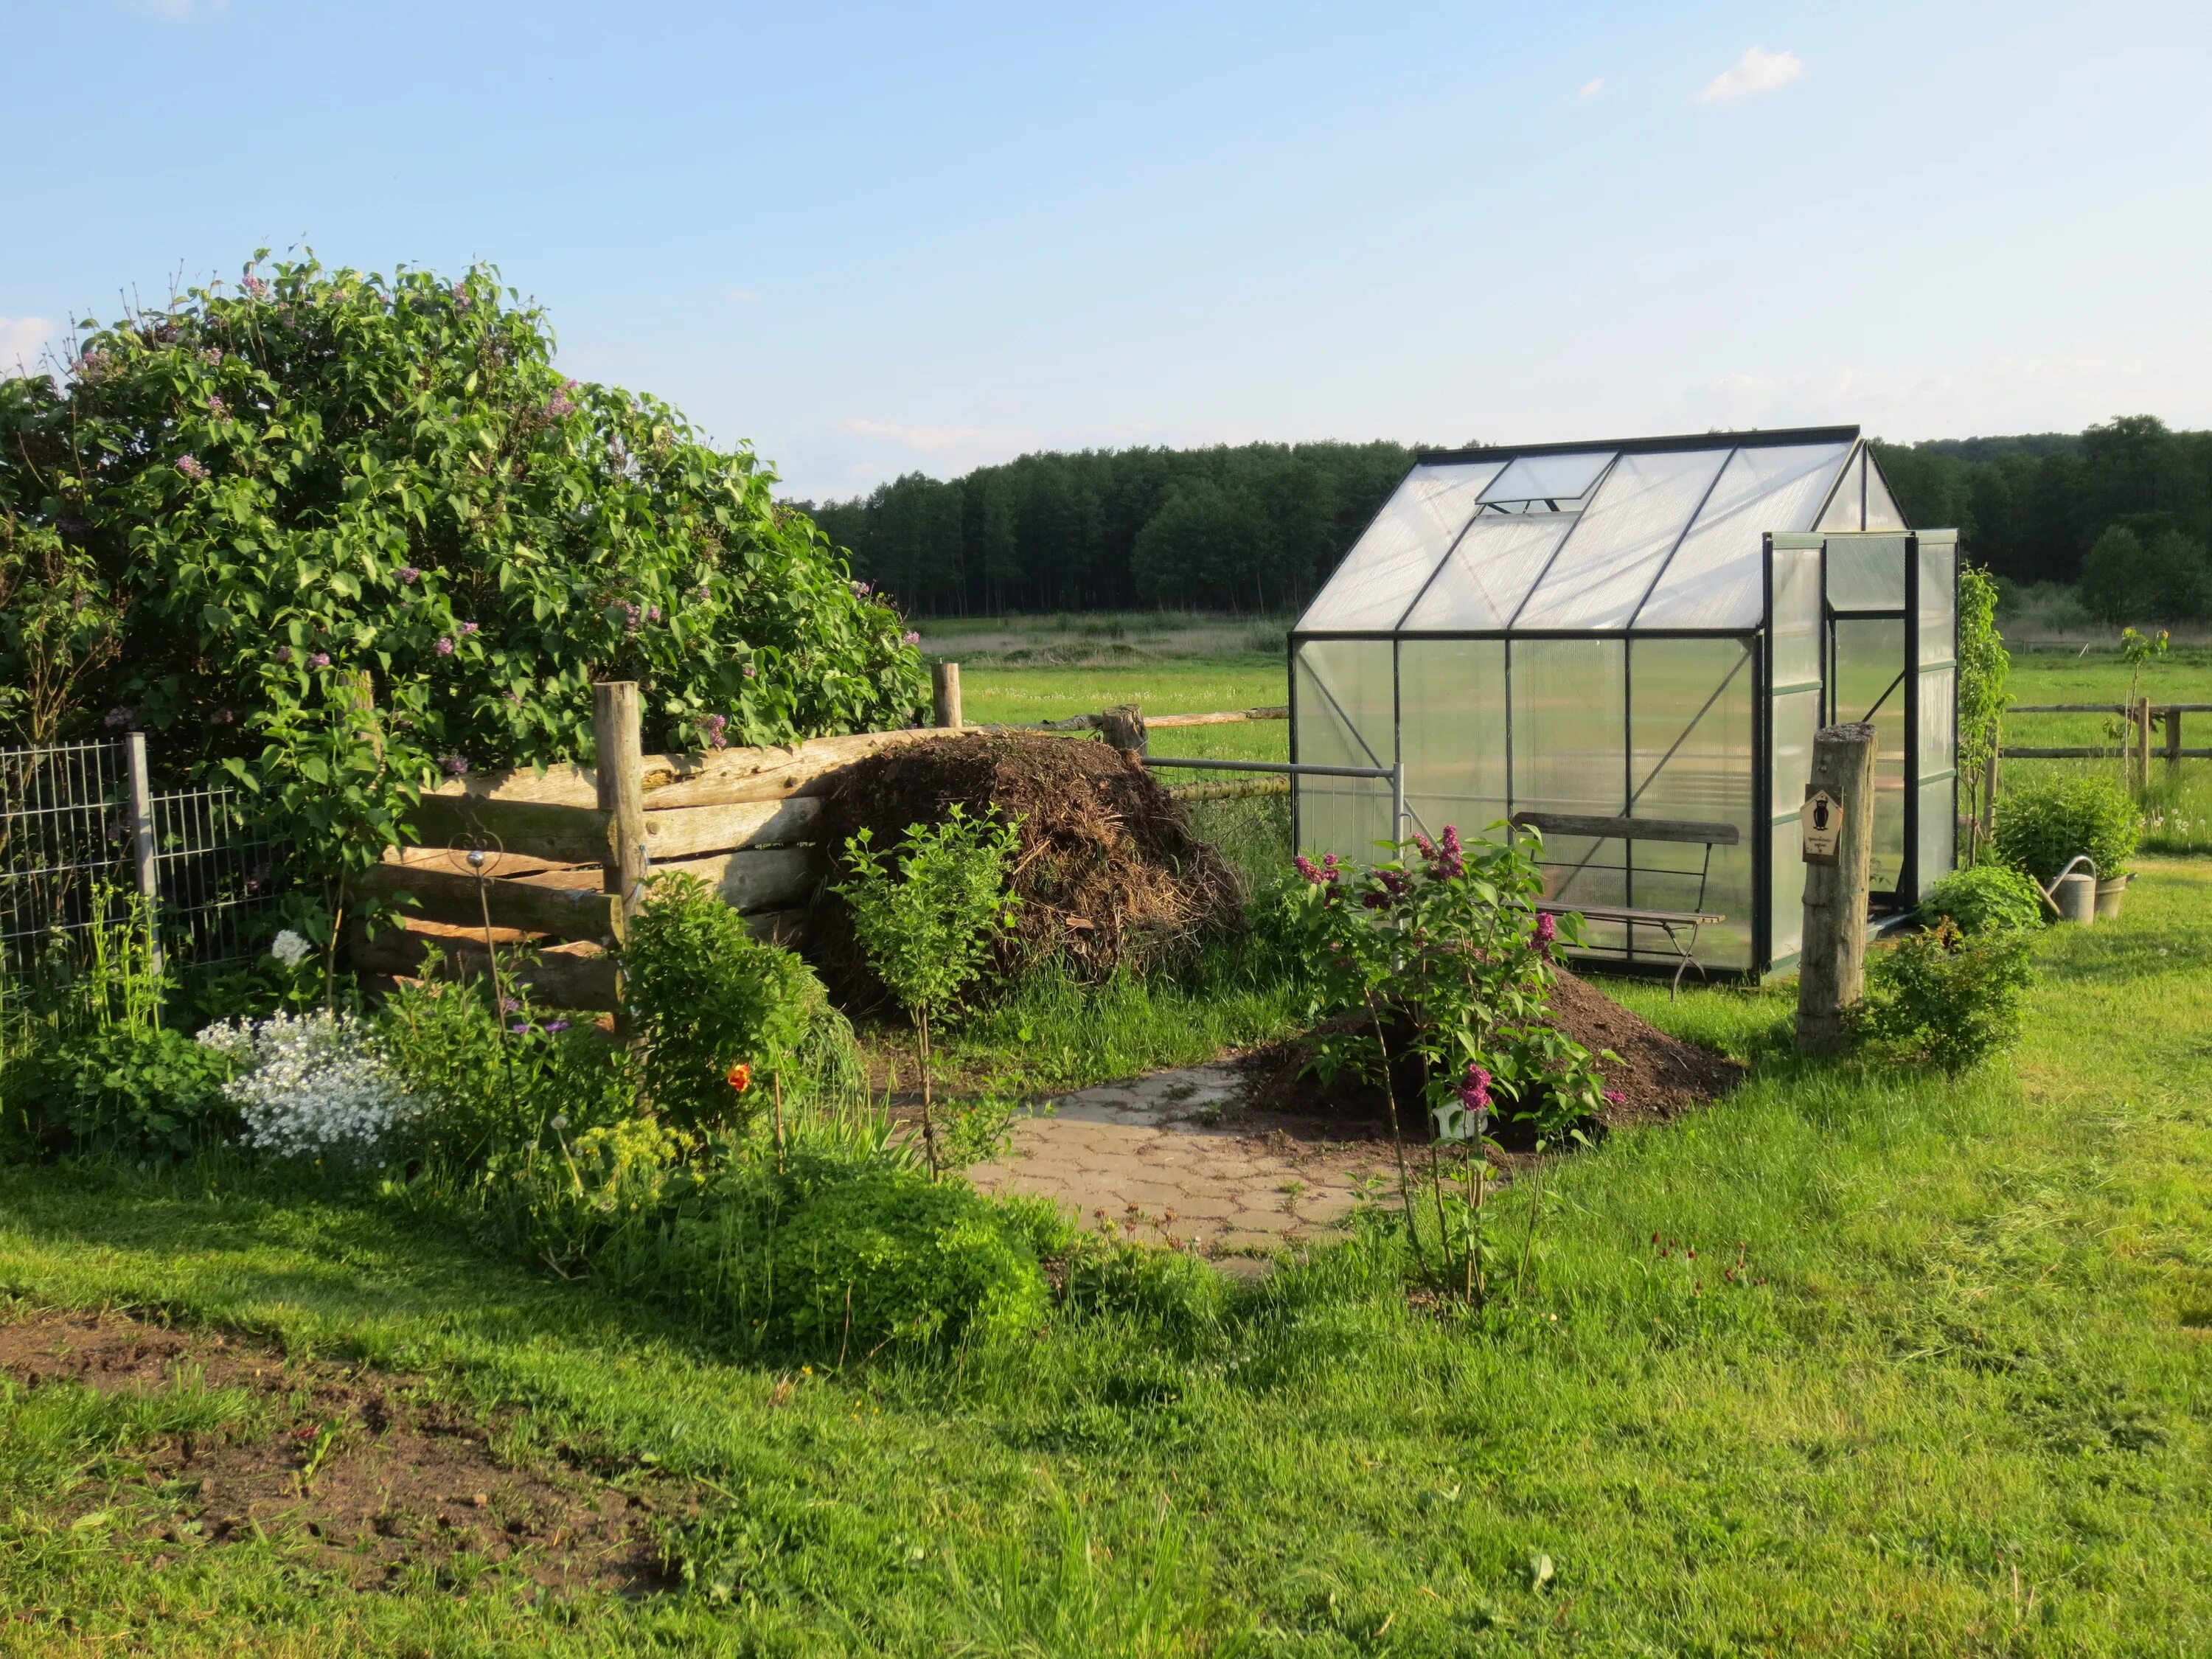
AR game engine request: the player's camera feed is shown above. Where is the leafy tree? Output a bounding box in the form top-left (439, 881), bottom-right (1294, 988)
top-left (2080, 525), bottom-right (2155, 622)
top-left (1955, 563), bottom-right (2008, 855)
top-left (0, 252), bottom-right (928, 898)
top-left (835, 806), bottom-right (1020, 1180)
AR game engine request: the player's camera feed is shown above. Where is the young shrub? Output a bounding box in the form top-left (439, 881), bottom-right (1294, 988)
top-left (1859, 919), bottom-right (2035, 1073)
top-left (29, 1027), bottom-right (236, 1159)
top-left (195, 1010), bottom-right (423, 1162)
top-left (1993, 775), bottom-right (2140, 883)
top-left (835, 805), bottom-right (1022, 1178)
top-left (1919, 864), bottom-right (2047, 936)
top-left (487, 1115), bottom-right (701, 1276)
top-left (620, 872), bottom-right (824, 1134)
top-left (1955, 563), bottom-right (2009, 857)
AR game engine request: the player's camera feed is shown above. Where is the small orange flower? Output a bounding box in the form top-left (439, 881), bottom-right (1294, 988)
top-left (726, 1061), bottom-right (752, 1093)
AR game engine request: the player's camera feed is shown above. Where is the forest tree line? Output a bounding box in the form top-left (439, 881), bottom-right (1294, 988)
top-left (796, 416), bottom-right (2212, 621)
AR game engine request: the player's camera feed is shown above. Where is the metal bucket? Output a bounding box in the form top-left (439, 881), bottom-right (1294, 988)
top-left (2052, 872), bottom-right (2097, 925)
top-left (2095, 874), bottom-right (2130, 921)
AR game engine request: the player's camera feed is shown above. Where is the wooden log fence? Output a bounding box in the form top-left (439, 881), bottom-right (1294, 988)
top-left (1999, 703), bottom-right (2212, 790)
top-left (361, 669), bottom-right (1292, 1006)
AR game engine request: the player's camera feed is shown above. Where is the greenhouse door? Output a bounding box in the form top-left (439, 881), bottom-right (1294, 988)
top-left (1818, 533), bottom-right (1954, 908)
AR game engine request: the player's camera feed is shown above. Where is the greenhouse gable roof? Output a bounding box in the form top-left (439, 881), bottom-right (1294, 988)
top-left (1296, 426), bottom-right (1905, 636)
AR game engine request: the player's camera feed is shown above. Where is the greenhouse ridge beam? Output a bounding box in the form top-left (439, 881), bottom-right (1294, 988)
top-left (1415, 425), bottom-right (1859, 467)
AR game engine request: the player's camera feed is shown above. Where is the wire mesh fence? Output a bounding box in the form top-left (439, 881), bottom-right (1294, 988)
top-left (0, 737), bottom-right (282, 1023)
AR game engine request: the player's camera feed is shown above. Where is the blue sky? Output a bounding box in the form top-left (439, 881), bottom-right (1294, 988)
top-left (7, 0), bottom-right (2210, 500)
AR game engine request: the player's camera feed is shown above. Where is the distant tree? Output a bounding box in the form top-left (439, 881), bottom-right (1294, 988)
top-left (2079, 526), bottom-right (2155, 622)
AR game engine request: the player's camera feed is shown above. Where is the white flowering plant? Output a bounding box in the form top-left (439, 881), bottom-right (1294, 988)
top-left (195, 1010), bottom-right (423, 1161)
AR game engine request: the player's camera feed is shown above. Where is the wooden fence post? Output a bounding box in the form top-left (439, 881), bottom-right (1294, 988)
top-left (933, 662), bottom-right (963, 730)
top-left (1797, 721), bottom-right (1877, 1057)
top-left (594, 681), bottom-right (647, 928)
top-left (1099, 703), bottom-right (1147, 757)
top-left (2168, 706), bottom-right (2185, 774)
top-left (124, 730), bottom-right (163, 981)
top-left (2135, 697), bottom-right (2152, 793)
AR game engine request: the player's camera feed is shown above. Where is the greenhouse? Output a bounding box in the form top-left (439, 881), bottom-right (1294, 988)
top-left (1288, 425), bottom-right (1958, 979)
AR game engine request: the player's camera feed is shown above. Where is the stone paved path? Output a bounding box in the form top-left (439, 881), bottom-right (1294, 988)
top-left (964, 1062), bottom-right (1399, 1271)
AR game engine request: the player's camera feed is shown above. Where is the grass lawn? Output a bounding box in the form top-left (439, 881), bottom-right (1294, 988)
top-left (4, 861), bottom-right (2211, 1655)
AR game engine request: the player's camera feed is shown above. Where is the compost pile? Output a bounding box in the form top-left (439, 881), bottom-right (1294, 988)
top-left (813, 731), bottom-right (1245, 1001)
top-left (1242, 968), bottom-right (1740, 1147)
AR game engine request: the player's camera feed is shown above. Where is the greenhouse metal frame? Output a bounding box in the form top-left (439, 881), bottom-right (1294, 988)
top-left (1287, 425), bottom-right (1958, 980)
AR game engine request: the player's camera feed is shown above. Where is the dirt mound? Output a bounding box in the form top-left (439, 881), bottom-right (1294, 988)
top-left (813, 731), bottom-right (1245, 999)
top-left (0, 1304), bottom-right (669, 1596)
top-left (1239, 969), bottom-right (1742, 1148)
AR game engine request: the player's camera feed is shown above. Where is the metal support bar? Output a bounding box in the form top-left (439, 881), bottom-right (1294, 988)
top-left (1139, 757), bottom-right (1394, 780)
top-left (125, 730), bottom-right (163, 980)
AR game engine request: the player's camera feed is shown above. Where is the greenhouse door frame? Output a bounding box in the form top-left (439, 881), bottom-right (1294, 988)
top-left (1288, 622), bottom-right (1768, 983)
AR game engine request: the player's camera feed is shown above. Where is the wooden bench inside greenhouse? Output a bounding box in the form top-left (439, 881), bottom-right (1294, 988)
top-left (1509, 811), bottom-right (1739, 993)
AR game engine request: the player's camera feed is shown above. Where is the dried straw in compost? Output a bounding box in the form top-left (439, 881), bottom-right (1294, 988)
top-left (812, 731), bottom-right (1245, 1002)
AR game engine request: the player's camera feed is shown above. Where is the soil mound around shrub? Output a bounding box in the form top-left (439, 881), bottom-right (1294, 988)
top-left (1239, 969), bottom-right (1742, 1149)
top-left (0, 1305), bottom-right (670, 1596)
top-left (813, 731), bottom-right (1245, 1001)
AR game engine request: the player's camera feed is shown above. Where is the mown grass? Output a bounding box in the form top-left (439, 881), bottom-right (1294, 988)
top-left (4, 863), bottom-right (2210, 1654)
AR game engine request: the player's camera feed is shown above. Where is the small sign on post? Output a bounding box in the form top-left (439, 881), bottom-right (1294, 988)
top-left (1801, 787), bottom-right (1843, 864)
top-left (1796, 721), bottom-right (1878, 1057)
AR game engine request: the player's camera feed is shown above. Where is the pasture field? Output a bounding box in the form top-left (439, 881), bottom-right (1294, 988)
top-left (3, 619), bottom-right (2209, 1655)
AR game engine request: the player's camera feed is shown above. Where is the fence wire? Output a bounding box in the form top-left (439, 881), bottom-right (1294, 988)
top-left (0, 737), bottom-right (281, 1006)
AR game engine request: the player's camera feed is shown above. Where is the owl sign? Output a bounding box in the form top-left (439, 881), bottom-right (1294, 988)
top-left (1801, 788), bottom-right (1843, 863)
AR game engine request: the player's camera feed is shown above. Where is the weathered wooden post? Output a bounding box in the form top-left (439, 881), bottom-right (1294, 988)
top-left (1098, 703), bottom-right (1147, 759)
top-left (594, 681), bottom-right (647, 926)
top-left (124, 730), bottom-right (163, 981)
top-left (933, 661), bottom-right (963, 730)
top-left (2135, 697), bottom-right (2152, 793)
top-left (1796, 721), bottom-right (1877, 1056)
top-left (2167, 706), bottom-right (2184, 776)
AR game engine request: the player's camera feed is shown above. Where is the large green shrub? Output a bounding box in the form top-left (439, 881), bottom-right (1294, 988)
top-left (1860, 920), bottom-right (2035, 1073)
top-left (621, 872), bottom-right (825, 1133)
top-left (1993, 776), bottom-right (2140, 882)
top-left (1919, 863), bottom-right (2046, 935)
top-left (0, 252), bottom-right (927, 888)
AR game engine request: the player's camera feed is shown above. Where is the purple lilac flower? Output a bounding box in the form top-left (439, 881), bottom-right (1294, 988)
top-left (543, 1020), bottom-right (570, 1034)
top-left (243, 274), bottom-right (269, 300)
top-left (1533, 911), bottom-right (1557, 954)
top-left (452, 282), bottom-right (473, 310)
top-left (500, 995), bottom-right (521, 1012)
top-left (1602, 1088), bottom-right (1626, 1107)
top-left (1460, 1062), bottom-right (1492, 1112)
top-left (546, 379), bottom-right (577, 419)
top-left (701, 712), bottom-right (729, 751)
top-left (435, 637), bottom-right (455, 656)
top-left (104, 706), bottom-right (133, 728)
top-left (206, 394), bottom-right (226, 417)
top-left (510, 1022), bottom-right (530, 1034)
top-left (902, 630), bottom-right (921, 647)
top-left (852, 581), bottom-right (871, 597)
top-left (1433, 824), bottom-right (1464, 878)
top-left (742, 663), bottom-right (757, 678)
top-left (459, 620), bottom-right (479, 636)
top-left (644, 605), bottom-right (661, 625)
top-left (397, 565), bottom-right (421, 585)
top-left (175, 454), bottom-right (209, 481)
top-left (276, 646), bottom-right (292, 664)
top-left (310, 652), bottom-right (331, 669)
top-left (440, 754), bottom-right (470, 777)
top-left (209, 706), bottom-right (234, 725)
top-left (201, 347), bottom-right (224, 366)
top-left (620, 602), bottom-right (641, 633)
top-left (1413, 832), bottom-right (1435, 858)
top-left (1294, 854), bottom-right (1323, 885)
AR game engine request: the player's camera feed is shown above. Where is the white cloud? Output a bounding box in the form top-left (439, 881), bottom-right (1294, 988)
top-left (1681, 337), bottom-right (2212, 444)
top-left (830, 414), bottom-right (1012, 454)
top-left (724, 289), bottom-right (760, 304)
top-left (1697, 46), bottom-right (1804, 103)
top-left (1578, 77), bottom-right (1604, 100)
top-left (0, 316), bottom-right (60, 378)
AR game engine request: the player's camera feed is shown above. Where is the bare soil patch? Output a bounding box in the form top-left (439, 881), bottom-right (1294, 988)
top-left (813, 731), bottom-right (1245, 1003)
top-left (0, 1304), bottom-right (669, 1596)
top-left (1237, 969), bottom-right (1742, 1154)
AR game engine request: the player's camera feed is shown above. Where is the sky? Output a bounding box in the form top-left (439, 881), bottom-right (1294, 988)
top-left (7, 0), bottom-right (2211, 501)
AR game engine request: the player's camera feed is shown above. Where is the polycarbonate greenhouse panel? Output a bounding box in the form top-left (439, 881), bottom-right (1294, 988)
top-left (1917, 776), bottom-right (1955, 891)
top-left (1292, 639), bottom-right (1396, 855)
top-left (1632, 446), bottom-right (1851, 630)
top-left (1818, 450), bottom-right (1868, 532)
top-left (1510, 639), bottom-right (1629, 953)
top-left (1832, 616), bottom-right (1907, 891)
top-left (1864, 463), bottom-right (1908, 532)
top-left (1481, 451), bottom-right (1613, 505)
top-left (1919, 535), bottom-right (1958, 667)
top-left (1626, 637), bottom-right (1756, 968)
top-left (1919, 664), bottom-right (1956, 779)
top-left (1397, 639), bottom-right (1507, 841)
top-left (1827, 535), bottom-right (1909, 612)
top-left (1398, 513), bottom-right (1573, 631)
top-left (1770, 539), bottom-right (1825, 688)
top-left (1295, 461), bottom-right (1501, 632)
top-left (1512, 448), bottom-right (1731, 631)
